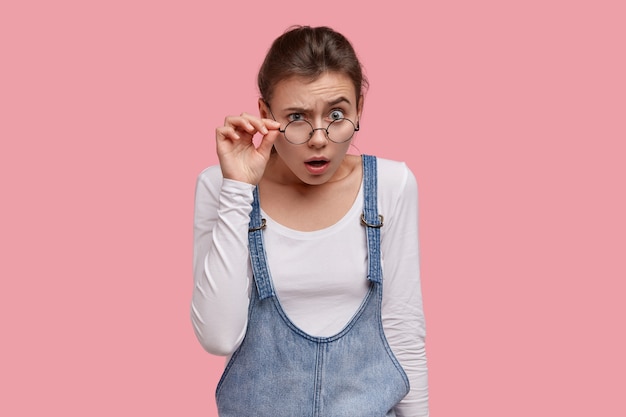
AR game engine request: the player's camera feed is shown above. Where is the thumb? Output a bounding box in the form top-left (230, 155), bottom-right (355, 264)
top-left (256, 130), bottom-right (279, 159)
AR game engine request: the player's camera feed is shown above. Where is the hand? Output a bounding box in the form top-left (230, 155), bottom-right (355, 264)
top-left (216, 113), bottom-right (281, 185)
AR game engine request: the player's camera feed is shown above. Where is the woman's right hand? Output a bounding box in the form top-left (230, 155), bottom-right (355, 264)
top-left (216, 113), bottom-right (281, 185)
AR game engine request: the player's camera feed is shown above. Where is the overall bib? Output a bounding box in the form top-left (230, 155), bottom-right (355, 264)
top-left (216, 155), bottom-right (409, 417)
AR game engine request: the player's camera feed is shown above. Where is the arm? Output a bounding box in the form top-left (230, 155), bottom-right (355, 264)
top-left (191, 113), bottom-right (280, 355)
top-left (381, 163), bottom-right (429, 417)
top-left (191, 168), bottom-right (255, 355)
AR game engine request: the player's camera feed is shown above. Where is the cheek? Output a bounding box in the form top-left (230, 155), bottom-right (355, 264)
top-left (334, 142), bottom-right (352, 158)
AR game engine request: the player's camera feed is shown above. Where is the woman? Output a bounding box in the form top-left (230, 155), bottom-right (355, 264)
top-left (192, 26), bottom-right (428, 416)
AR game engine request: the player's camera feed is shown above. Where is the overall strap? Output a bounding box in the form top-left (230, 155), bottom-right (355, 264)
top-left (361, 155), bottom-right (384, 284)
top-left (247, 155), bottom-right (383, 298)
top-left (248, 187), bottom-right (275, 300)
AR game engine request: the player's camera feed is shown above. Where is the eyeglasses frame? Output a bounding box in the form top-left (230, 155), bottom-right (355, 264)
top-left (264, 102), bottom-right (360, 145)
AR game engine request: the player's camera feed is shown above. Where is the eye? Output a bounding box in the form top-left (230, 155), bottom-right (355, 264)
top-left (288, 113), bottom-right (304, 122)
top-left (328, 109), bottom-right (345, 121)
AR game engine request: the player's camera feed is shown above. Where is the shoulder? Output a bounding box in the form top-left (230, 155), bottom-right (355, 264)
top-left (196, 164), bottom-right (226, 191)
top-left (369, 157), bottom-right (419, 232)
top-left (373, 157), bottom-right (417, 196)
top-left (194, 165), bottom-right (224, 205)
top-left (197, 165), bottom-right (223, 186)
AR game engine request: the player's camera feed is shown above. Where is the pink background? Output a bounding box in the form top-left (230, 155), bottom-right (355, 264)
top-left (2, 0), bottom-right (625, 415)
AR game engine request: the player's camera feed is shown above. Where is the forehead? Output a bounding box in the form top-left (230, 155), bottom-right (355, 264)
top-left (271, 72), bottom-right (357, 108)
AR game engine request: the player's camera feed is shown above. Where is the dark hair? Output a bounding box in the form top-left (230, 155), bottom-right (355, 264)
top-left (258, 26), bottom-right (368, 106)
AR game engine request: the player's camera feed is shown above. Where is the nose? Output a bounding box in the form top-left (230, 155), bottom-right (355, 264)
top-left (307, 127), bottom-right (329, 147)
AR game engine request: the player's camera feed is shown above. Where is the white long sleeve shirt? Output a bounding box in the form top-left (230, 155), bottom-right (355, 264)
top-left (192, 157), bottom-right (428, 416)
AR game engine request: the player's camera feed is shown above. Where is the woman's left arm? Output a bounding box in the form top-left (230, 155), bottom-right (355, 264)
top-left (380, 162), bottom-right (429, 417)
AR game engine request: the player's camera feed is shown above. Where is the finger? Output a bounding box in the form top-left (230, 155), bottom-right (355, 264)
top-left (225, 114), bottom-right (255, 129)
top-left (262, 118), bottom-right (282, 131)
top-left (216, 126), bottom-right (240, 140)
top-left (221, 114), bottom-right (279, 142)
top-left (243, 116), bottom-right (276, 136)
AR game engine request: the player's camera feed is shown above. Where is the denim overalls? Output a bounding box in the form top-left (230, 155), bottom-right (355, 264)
top-left (216, 155), bottom-right (409, 417)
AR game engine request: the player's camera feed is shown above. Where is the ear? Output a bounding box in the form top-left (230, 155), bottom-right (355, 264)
top-left (258, 98), bottom-right (270, 119)
top-left (357, 95), bottom-right (364, 121)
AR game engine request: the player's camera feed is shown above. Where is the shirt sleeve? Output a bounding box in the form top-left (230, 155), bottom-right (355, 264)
top-left (191, 166), bottom-right (254, 356)
top-left (380, 162), bottom-right (429, 416)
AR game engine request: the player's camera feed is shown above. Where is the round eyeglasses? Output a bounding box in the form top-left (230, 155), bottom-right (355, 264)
top-left (265, 104), bottom-right (360, 145)
top-left (277, 118), bottom-right (360, 145)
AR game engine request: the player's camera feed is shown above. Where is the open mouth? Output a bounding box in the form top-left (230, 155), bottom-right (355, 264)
top-left (305, 160), bottom-right (328, 167)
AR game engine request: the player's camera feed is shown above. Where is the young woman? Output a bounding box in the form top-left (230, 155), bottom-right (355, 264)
top-left (192, 26), bottom-right (428, 417)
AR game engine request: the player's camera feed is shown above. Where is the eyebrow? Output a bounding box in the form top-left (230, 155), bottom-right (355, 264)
top-left (328, 96), bottom-right (352, 107)
top-left (282, 97), bottom-right (352, 113)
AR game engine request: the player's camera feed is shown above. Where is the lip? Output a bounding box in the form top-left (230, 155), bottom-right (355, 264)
top-left (304, 156), bottom-right (330, 175)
